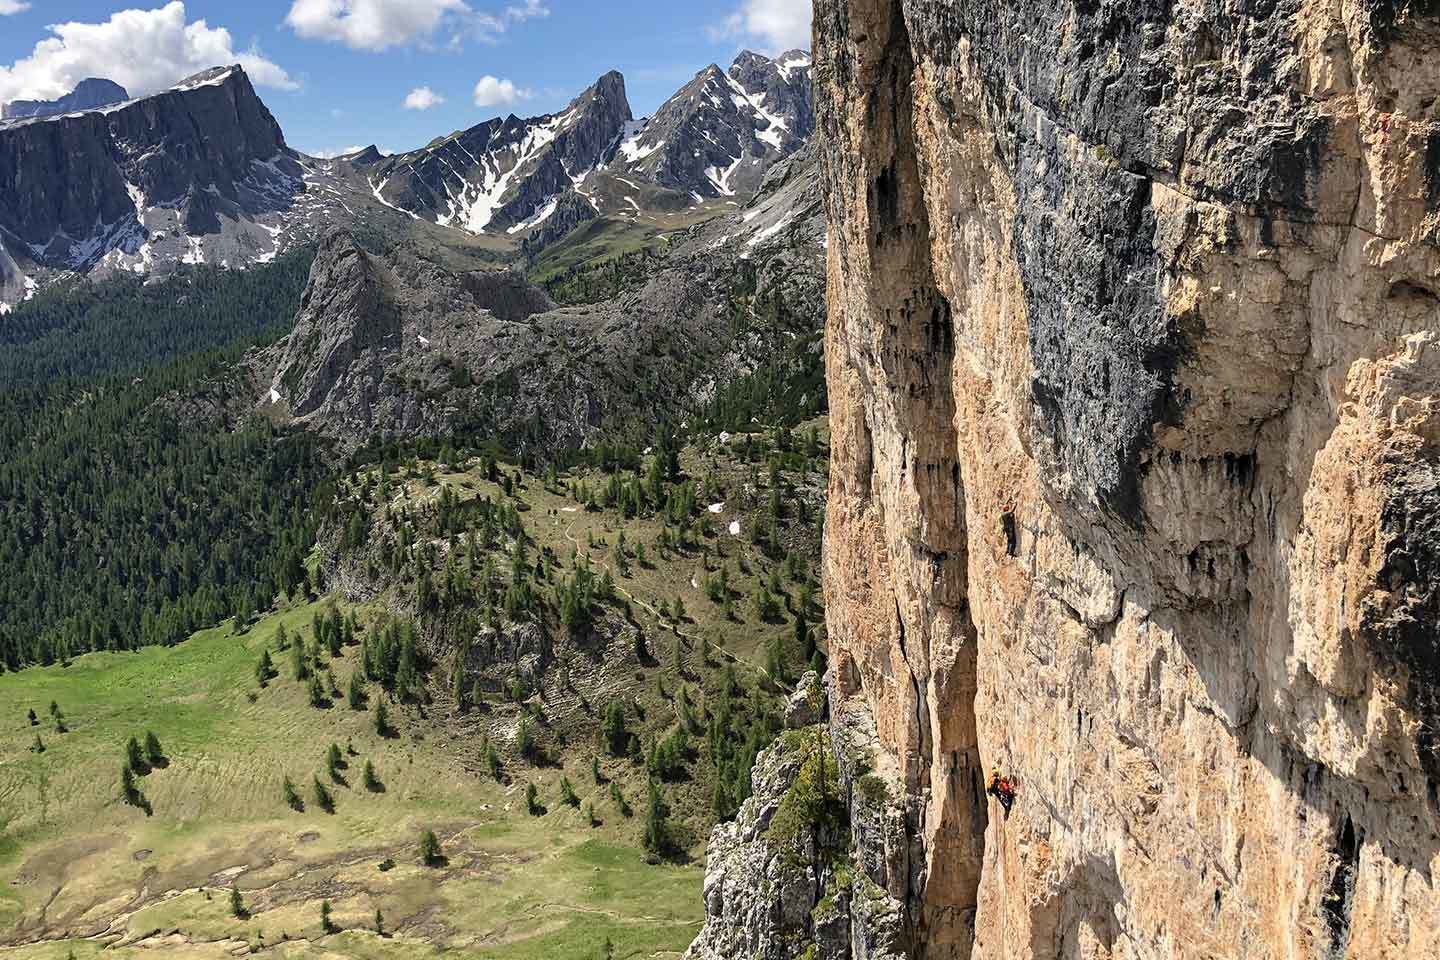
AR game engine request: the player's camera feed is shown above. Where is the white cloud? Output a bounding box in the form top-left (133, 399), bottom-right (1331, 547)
top-left (404, 86), bottom-right (445, 110)
top-left (711, 0), bottom-right (812, 54)
top-left (286, 0), bottom-right (468, 52)
top-left (473, 75), bottom-right (530, 108)
top-left (286, 0), bottom-right (549, 52)
top-left (0, 2), bottom-right (31, 16)
top-left (0, 2), bottom-right (295, 105)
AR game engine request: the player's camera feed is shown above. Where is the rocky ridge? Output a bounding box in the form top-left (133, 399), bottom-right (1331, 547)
top-left (254, 150), bottom-right (826, 455)
top-left (608, 49), bottom-right (814, 202)
top-left (2, 78), bottom-right (129, 121)
top-left (0, 52), bottom-right (815, 312)
top-left (366, 72), bottom-right (634, 235)
top-left (695, 1), bottom-right (1440, 959)
top-left (0, 66), bottom-right (378, 309)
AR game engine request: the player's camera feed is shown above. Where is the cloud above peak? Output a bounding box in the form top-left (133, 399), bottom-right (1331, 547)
top-left (473, 75), bottom-right (530, 108)
top-left (286, 0), bottom-right (468, 51)
top-left (712, 0), bottom-right (812, 54)
top-left (286, 0), bottom-right (551, 52)
top-left (0, 2), bottom-right (294, 105)
top-left (0, 1), bottom-right (31, 16)
top-left (404, 86), bottom-right (445, 110)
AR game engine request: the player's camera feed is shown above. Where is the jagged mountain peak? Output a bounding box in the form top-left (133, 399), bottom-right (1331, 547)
top-left (0, 63), bottom-right (305, 277)
top-left (367, 69), bottom-right (633, 236)
top-left (604, 46), bottom-right (813, 203)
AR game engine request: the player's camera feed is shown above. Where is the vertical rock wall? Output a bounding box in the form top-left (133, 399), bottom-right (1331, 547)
top-left (814, 1), bottom-right (1440, 958)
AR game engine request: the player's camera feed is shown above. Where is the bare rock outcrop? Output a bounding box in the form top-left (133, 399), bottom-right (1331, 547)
top-left (256, 201), bottom-right (825, 455)
top-left (795, 2), bottom-right (1440, 959)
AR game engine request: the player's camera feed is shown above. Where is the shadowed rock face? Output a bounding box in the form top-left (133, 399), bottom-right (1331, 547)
top-left (0, 66), bottom-right (308, 279)
top-left (682, 1), bottom-right (1440, 958)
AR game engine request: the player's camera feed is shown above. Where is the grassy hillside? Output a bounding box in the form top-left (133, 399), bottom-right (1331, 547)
top-left (0, 602), bottom-right (702, 959)
top-left (0, 421), bottom-right (830, 959)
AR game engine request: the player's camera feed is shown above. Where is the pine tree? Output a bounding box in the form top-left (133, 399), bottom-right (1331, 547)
top-left (712, 777), bottom-right (735, 821)
top-left (144, 731), bottom-right (165, 766)
top-left (609, 782), bottom-right (631, 817)
top-left (320, 899), bottom-right (336, 934)
top-left (326, 743), bottom-right (343, 781)
top-left (256, 649), bottom-right (274, 687)
top-left (591, 755), bottom-right (602, 784)
top-left (419, 829), bottom-right (442, 866)
top-left (121, 765), bottom-right (140, 805)
top-left (125, 735), bottom-right (145, 772)
top-left (375, 908), bottom-right (385, 936)
top-left (517, 718), bottom-right (534, 761)
top-left (282, 775), bottom-right (303, 811)
top-left (525, 782), bottom-right (540, 815)
top-left (765, 634), bottom-right (787, 684)
top-left (229, 886), bottom-right (245, 919)
top-left (313, 777), bottom-right (334, 813)
top-left (347, 671), bottom-right (366, 710)
top-left (585, 801), bottom-right (597, 827)
top-left (308, 673), bottom-right (326, 708)
top-left (642, 779), bottom-right (669, 857)
top-left (374, 699), bottom-right (390, 737)
top-left (601, 701), bottom-right (628, 756)
top-left (560, 775), bottom-right (579, 807)
top-left (48, 700), bottom-right (59, 718)
top-left (26, 708), bottom-right (37, 726)
top-left (291, 636), bottom-right (308, 681)
top-left (485, 741), bottom-right (502, 780)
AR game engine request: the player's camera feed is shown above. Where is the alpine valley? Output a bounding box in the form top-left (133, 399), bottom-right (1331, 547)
top-left (6, 3), bottom-right (1440, 960)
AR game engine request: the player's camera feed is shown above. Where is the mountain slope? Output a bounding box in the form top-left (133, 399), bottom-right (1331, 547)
top-left (254, 141), bottom-right (825, 456)
top-left (606, 50), bottom-right (813, 202)
top-left (0, 66), bottom-right (379, 309)
top-left (0, 53), bottom-right (815, 309)
top-left (367, 72), bottom-right (632, 236)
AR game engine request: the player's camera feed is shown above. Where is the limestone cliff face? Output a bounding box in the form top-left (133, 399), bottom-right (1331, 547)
top-left (813, 2), bottom-right (1440, 958)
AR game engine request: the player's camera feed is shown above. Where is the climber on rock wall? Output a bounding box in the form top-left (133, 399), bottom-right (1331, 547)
top-left (987, 769), bottom-right (1016, 819)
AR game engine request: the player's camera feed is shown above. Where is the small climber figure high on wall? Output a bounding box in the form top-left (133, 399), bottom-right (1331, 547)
top-left (987, 769), bottom-right (1017, 819)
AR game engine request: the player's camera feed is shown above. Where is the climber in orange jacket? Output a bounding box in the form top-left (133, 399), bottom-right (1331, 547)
top-left (987, 769), bottom-right (1016, 819)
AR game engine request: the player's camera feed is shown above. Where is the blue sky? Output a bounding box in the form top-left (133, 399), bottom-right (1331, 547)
top-left (0, 1), bottom-right (811, 156)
